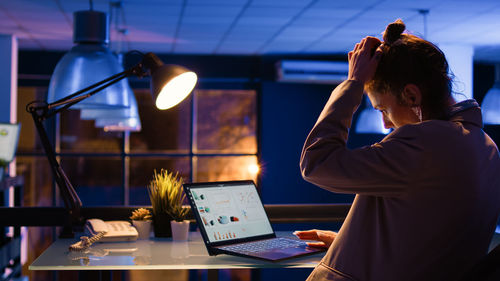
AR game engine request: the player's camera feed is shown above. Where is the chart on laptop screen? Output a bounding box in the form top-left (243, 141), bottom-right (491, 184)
top-left (190, 183), bottom-right (273, 243)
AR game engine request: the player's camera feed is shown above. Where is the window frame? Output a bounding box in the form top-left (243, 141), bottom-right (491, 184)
top-left (18, 80), bottom-right (261, 206)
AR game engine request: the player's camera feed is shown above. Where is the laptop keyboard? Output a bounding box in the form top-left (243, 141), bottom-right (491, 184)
top-left (220, 238), bottom-right (305, 253)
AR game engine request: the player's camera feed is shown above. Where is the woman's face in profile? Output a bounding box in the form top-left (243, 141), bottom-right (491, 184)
top-left (366, 91), bottom-right (419, 129)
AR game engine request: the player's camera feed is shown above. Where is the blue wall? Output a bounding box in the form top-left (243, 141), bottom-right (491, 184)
top-left (260, 81), bottom-right (355, 205)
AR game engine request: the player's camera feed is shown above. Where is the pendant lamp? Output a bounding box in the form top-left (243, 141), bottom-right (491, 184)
top-left (47, 10), bottom-right (141, 131)
top-left (355, 95), bottom-right (390, 134)
top-left (81, 85), bottom-right (141, 132)
top-left (481, 64), bottom-right (500, 125)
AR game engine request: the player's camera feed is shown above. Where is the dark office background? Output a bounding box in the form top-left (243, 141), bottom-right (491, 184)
top-left (16, 51), bottom-right (500, 281)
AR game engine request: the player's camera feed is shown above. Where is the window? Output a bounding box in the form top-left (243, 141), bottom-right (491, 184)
top-left (18, 86), bottom-right (259, 207)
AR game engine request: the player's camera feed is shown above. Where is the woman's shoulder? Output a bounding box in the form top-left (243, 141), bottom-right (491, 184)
top-left (383, 119), bottom-right (472, 142)
top-left (383, 119), bottom-right (497, 160)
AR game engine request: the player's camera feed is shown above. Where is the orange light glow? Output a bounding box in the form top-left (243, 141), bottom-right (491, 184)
top-left (248, 164), bottom-right (260, 175)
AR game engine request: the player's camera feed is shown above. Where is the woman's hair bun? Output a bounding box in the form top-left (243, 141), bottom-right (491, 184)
top-left (383, 19), bottom-right (405, 44)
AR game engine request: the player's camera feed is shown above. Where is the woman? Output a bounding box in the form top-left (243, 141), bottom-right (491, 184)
top-left (296, 19), bottom-right (500, 281)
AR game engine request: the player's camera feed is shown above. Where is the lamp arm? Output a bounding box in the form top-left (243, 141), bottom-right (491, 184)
top-left (30, 109), bottom-right (82, 229)
top-left (25, 62), bottom-right (146, 233)
top-left (46, 72), bottom-right (131, 119)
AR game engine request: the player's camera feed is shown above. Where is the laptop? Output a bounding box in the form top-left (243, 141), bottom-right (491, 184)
top-left (183, 180), bottom-right (325, 261)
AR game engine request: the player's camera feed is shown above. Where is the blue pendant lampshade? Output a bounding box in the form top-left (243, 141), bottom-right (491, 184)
top-left (80, 85), bottom-right (141, 131)
top-left (47, 10), bottom-right (141, 131)
top-left (355, 95), bottom-right (390, 134)
top-left (481, 64), bottom-right (500, 125)
top-left (47, 44), bottom-right (130, 109)
top-left (79, 54), bottom-right (141, 131)
top-left (82, 85), bottom-right (141, 132)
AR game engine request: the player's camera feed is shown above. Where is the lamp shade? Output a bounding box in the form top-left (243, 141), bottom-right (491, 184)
top-left (355, 96), bottom-right (390, 134)
top-left (95, 115), bottom-right (141, 132)
top-left (481, 84), bottom-right (500, 125)
top-left (47, 10), bottom-right (131, 109)
top-left (48, 44), bottom-right (131, 109)
top-left (142, 53), bottom-right (197, 110)
top-left (481, 64), bottom-right (500, 125)
top-left (80, 82), bottom-right (141, 132)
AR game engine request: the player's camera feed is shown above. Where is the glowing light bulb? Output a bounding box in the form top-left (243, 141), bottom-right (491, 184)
top-left (248, 164), bottom-right (260, 175)
top-left (155, 72), bottom-right (197, 110)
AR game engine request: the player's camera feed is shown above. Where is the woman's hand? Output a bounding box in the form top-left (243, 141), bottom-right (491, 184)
top-left (347, 36), bottom-right (383, 84)
top-left (293, 229), bottom-right (337, 249)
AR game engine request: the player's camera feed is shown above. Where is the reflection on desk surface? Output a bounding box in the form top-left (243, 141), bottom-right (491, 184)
top-left (31, 231), bottom-right (500, 271)
top-left (30, 231), bottom-right (324, 270)
top-left (66, 238), bottom-right (200, 266)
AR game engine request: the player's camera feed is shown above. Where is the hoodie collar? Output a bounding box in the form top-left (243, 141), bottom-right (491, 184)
top-left (446, 99), bottom-right (483, 128)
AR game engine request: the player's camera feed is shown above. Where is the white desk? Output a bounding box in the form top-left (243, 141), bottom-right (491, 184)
top-left (31, 229), bottom-right (500, 281)
top-left (30, 231), bottom-right (323, 280)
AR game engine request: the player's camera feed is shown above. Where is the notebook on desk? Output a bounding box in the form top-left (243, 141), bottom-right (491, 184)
top-left (183, 180), bottom-right (325, 261)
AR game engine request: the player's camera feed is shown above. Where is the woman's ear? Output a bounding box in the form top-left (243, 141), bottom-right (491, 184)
top-left (402, 84), bottom-right (422, 106)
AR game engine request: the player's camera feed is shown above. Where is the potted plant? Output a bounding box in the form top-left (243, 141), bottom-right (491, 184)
top-left (130, 208), bottom-right (152, 240)
top-left (166, 181), bottom-right (190, 241)
top-left (148, 169), bottom-right (189, 238)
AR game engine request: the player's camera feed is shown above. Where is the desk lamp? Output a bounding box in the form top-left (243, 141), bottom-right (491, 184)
top-left (26, 52), bottom-right (197, 232)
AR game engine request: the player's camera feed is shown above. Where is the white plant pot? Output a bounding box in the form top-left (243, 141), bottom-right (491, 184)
top-left (170, 220), bottom-right (190, 241)
top-left (132, 220), bottom-right (152, 240)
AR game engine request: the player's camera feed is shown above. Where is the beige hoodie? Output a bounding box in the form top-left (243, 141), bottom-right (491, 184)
top-left (300, 80), bottom-right (500, 281)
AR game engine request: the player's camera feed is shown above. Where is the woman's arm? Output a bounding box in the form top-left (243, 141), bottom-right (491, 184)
top-left (300, 94), bottom-right (420, 197)
top-left (300, 37), bottom-right (420, 197)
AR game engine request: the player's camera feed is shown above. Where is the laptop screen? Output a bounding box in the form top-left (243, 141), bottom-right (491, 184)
top-left (185, 181), bottom-right (274, 243)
